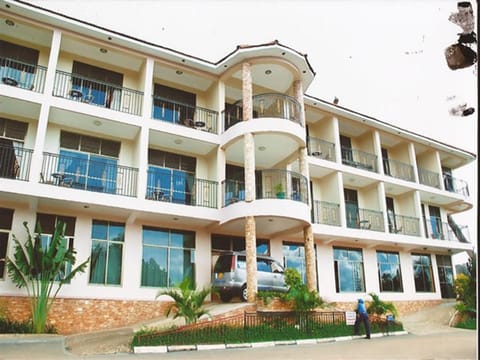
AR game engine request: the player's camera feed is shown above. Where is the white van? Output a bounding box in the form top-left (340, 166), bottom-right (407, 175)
top-left (212, 251), bottom-right (288, 302)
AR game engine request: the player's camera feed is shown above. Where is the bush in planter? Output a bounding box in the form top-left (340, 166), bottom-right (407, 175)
top-left (274, 183), bottom-right (285, 199)
top-left (156, 278), bottom-right (211, 325)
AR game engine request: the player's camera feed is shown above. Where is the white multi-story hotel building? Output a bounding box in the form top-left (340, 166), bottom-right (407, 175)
top-left (0, 0), bottom-right (475, 333)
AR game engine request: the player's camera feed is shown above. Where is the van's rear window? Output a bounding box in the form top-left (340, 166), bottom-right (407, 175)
top-left (214, 255), bottom-right (233, 272)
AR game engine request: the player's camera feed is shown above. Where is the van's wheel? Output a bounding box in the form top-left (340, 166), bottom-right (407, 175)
top-left (241, 285), bottom-right (248, 302)
top-left (219, 293), bottom-right (232, 303)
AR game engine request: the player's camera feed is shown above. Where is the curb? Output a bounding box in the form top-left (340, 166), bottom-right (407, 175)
top-left (133, 330), bottom-right (409, 354)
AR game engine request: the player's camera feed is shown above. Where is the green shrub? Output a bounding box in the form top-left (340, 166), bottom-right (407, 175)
top-left (367, 292), bottom-right (398, 317)
top-left (0, 316), bottom-right (57, 334)
top-left (156, 278), bottom-right (211, 325)
top-left (455, 316), bottom-right (476, 330)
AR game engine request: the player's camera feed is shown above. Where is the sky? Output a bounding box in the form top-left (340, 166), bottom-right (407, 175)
top-left (25, 0), bottom-right (478, 257)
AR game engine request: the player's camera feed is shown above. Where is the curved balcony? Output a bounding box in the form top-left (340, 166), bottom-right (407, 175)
top-left (223, 93), bottom-right (302, 131)
top-left (222, 169), bottom-right (308, 207)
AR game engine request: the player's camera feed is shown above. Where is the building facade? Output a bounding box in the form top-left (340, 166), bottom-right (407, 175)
top-left (0, 0), bottom-right (475, 333)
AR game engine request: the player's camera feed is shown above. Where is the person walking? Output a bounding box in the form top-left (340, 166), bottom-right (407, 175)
top-left (354, 298), bottom-right (371, 339)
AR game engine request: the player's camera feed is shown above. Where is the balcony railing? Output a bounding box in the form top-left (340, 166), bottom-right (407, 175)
top-left (53, 71), bottom-right (143, 116)
top-left (417, 167), bottom-right (441, 189)
top-left (0, 141), bottom-right (33, 181)
top-left (1, 57), bottom-right (47, 93)
top-left (41, 152), bottom-right (138, 197)
top-left (383, 158), bottom-right (415, 182)
top-left (424, 216), bottom-right (470, 242)
top-left (152, 96), bottom-right (218, 134)
top-left (223, 93), bottom-right (302, 131)
top-left (443, 173), bottom-right (470, 197)
top-left (307, 136), bottom-right (336, 162)
top-left (347, 206), bottom-right (384, 231)
top-left (222, 179), bottom-right (245, 206)
top-left (257, 169), bottom-right (308, 203)
top-left (146, 170), bottom-right (218, 208)
top-left (341, 147), bottom-right (377, 173)
top-left (312, 200), bottom-right (341, 226)
top-left (222, 169), bottom-right (308, 206)
top-left (388, 213), bottom-right (421, 236)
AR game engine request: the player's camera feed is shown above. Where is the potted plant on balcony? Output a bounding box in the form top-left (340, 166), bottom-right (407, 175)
top-left (274, 182), bottom-right (286, 199)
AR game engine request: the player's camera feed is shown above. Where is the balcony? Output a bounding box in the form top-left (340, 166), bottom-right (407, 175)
top-left (417, 167), bottom-right (441, 189)
top-left (387, 213), bottom-right (421, 236)
top-left (223, 93), bottom-right (302, 131)
top-left (312, 200), bottom-right (341, 226)
top-left (152, 96), bottom-right (218, 134)
top-left (425, 216), bottom-right (470, 242)
top-left (346, 205), bottom-right (384, 232)
top-left (53, 71), bottom-right (144, 116)
top-left (41, 152), bottom-right (138, 197)
top-left (1, 57), bottom-right (47, 93)
top-left (341, 147), bottom-right (377, 173)
top-left (0, 141), bottom-right (33, 181)
top-left (307, 136), bottom-right (336, 162)
top-left (443, 173), bottom-right (470, 197)
top-left (146, 169), bottom-right (218, 208)
top-left (222, 169), bottom-right (308, 207)
top-left (383, 158), bottom-right (415, 182)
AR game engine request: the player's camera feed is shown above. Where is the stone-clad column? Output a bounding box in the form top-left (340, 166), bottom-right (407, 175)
top-left (295, 79), bottom-right (316, 292)
top-left (304, 225), bottom-right (317, 291)
top-left (243, 62), bottom-right (257, 302)
top-left (245, 216), bottom-right (257, 302)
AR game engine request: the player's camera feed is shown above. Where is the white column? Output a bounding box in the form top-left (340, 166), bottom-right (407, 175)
top-left (30, 29), bottom-right (62, 183)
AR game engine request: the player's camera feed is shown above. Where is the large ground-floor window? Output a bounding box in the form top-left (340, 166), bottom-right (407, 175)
top-left (377, 251), bottom-right (403, 292)
top-left (36, 213), bottom-right (76, 282)
top-left (89, 220), bottom-right (125, 285)
top-left (141, 227), bottom-right (195, 288)
top-left (282, 242), bottom-right (307, 283)
top-left (333, 247), bottom-right (365, 292)
top-left (436, 255), bottom-right (454, 298)
top-left (412, 253), bottom-right (435, 292)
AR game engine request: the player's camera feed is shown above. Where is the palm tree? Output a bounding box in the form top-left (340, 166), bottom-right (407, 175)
top-left (6, 221), bottom-right (89, 333)
top-left (156, 278), bottom-right (210, 325)
top-left (367, 292), bottom-right (398, 317)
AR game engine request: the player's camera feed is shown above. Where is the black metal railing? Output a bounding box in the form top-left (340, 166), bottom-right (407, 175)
top-left (388, 214), bottom-right (420, 236)
top-left (424, 216), bottom-right (469, 242)
top-left (341, 147), bottom-right (377, 172)
top-left (347, 206), bottom-right (384, 231)
top-left (222, 169), bottom-right (308, 206)
top-left (152, 96), bottom-right (218, 134)
top-left (223, 93), bottom-right (302, 131)
top-left (0, 141), bottom-right (33, 181)
top-left (146, 170), bottom-right (218, 208)
top-left (417, 167), bottom-right (441, 189)
top-left (443, 173), bottom-right (470, 197)
top-left (1, 57), bottom-right (47, 93)
top-left (383, 158), bottom-right (415, 182)
top-left (312, 200), bottom-right (341, 226)
top-left (41, 152), bottom-right (138, 197)
top-left (134, 310), bottom-right (347, 346)
top-left (258, 169), bottom-right (308, 203)
top-left (53, 71), bottom-right (143, 116)
top-left (222, 179), bottom-right (245, 206)
top-left (307, 136), bottom-right (336, 162)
